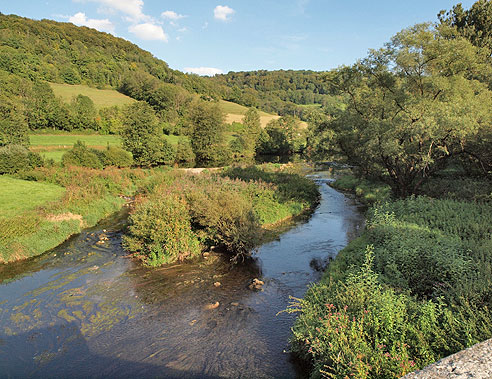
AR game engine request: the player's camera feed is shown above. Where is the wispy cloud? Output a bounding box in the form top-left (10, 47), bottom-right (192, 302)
top-left (214, 5), bottom-right (235, 21)
top-left (161, 10), bottom-right (186, 20)
top-left (184, 67), bottom-right (223, 76)
top-left (68, 12), bottom-right (115, 33)
top-left (129, 23), bottom-right (168, 41)
top-left (77, 0), bottom-right (150, 22)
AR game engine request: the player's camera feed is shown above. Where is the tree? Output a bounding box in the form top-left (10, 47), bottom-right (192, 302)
top-left (239, 108), bottom-right (262, 158)
top-left (438, 0), bottom-right (492, 55)
top-left (121, 102), bottom-right (175, 166)
top-left (257, 116), bottom-right (304, 155)
top-left (70, 94), bottom-right (97, 130)
top-left (316, 24), bottom-right (492, 197)
top-left (0, 95), bottom-right (29, 147)
top-left (190, 101), bottom-right (229, 166)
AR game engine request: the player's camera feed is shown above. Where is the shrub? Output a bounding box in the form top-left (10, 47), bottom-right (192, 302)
top-left (289, 248), bottom-right (463, 378)
top-left (175, 140), bottom-right (195, 167)
top-left (99, 146), bottom-right (133, 167)
top-left (0, 144), bottom-right (43, 174)
top-left (123, 194), bottom-right (201, 266)
top-left (62, 141), bottom-right (103, 169)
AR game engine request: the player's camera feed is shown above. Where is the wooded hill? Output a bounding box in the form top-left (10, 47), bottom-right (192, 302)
top-left (0, 13), bottom-right (218, 96)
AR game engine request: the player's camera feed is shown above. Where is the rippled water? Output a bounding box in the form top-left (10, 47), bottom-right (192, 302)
top-left (0, 173), bottom-right (364, 378)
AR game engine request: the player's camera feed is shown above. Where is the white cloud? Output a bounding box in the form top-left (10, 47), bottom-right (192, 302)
top-left (80, 0), bottom-right (149, 22)
top-left (184, 67), bottom-right (223, 76)
top-left (129, 23), bottom-right (168, 41)
top-left (68, 12), bottom-right (115, 33)
top-left (214, 5), bottom-right (235, 21)
top-left (161, 10), bottom-right (185, 20)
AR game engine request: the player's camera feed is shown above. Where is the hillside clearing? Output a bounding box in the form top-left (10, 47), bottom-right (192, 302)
top-left (49, 83), bottom-right (135, 109)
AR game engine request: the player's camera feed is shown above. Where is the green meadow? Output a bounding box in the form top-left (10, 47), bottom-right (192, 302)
top-left (0, 176), bottom-right (65, 219)
top-left (49, 83), bottom-right (135, 109)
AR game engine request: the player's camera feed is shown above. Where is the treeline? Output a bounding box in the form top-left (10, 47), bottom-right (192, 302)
top-left (211, 70), bottom-right (345, 121)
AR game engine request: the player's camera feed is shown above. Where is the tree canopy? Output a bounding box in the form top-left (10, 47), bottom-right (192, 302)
top-left (311, 23), bottom-right (492, 196)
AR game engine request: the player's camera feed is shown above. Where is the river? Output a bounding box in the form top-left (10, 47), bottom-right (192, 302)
top-left (0, 172), bottom-right (364, 378)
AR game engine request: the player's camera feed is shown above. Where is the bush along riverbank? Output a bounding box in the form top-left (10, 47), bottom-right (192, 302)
top-left (0, 166), bottom-right (147, 263)
top-left (123, 164), bottom-right (320, 266)
top-left (287, 174), bottom-right (492, 378)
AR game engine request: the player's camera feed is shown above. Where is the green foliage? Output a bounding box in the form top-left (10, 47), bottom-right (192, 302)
top-left (175, 139), bottom-right (195, 167)
top-left (257, 116), bottom-right (305, 155)
top-left (1, 165), bottom-right (146, 262)
top-left (212, 70), bottom-right (342, 119)
top-left (438, 0), bottom-right (492, 56)
top-left (189, 101), bottom-right (230, 166)
top-left (312, 23), bottom-right (492, 197)
top-left (61, 140), bottom-right (103, 169)
top-left (124, 166), bottom-right (319, 265)
top-left (289, 247), bottom-right (462, 378)
top-left (0, 14), bottom-right (220, 97)
top-left (0, 144), bottom-right (43, 174)
top-left (124, 195), bottom-right (201, 266)
top-left (61, 141), bottom-right (133, 168)
top-left (331, 175), bottom-right (392, 205)
top-left (292, 194), bottom-right (492, 378)
top-left (0, 95), bottom-right (29, 147)
top-left (121, 102), bottom-right (175, 166)
top-left (99, 146), bottom-right (133, 168)
top-left (69, 94), bottom-right (97, 131)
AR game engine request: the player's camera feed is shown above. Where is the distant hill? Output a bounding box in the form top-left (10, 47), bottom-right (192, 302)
top-left (211, 70), bottom-right (345, 120)
top-left (0, 13), bottom-right (219, 97)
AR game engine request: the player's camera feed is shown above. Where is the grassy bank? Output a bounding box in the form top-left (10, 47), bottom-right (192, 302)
top-left (0, 166), bottom-right (146, 263)
top-left (123, 164), bottom-right (319, 266)
top-left (288, 174), bottom-right (492, 378)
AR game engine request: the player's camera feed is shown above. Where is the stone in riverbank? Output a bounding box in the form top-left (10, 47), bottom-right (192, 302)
top-left (404, 338), bottom-right (492, 379)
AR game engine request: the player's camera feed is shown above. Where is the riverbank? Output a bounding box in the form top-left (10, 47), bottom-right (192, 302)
top-left (0, 166), bottom-right (146, 263)
top-left (289, 173), bottom-right (492, 378)
top-left (0, 163), bottom-right (318, 265)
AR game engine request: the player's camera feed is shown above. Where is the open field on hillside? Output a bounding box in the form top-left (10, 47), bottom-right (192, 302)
top-left (0, 176), bottom-right (65, 219)
top-left (220, 100), bottom-right (281, 128)
top-left (50, 83), bottom-right (135, 109)
top-left (220, 100), bottom-right (308, 128)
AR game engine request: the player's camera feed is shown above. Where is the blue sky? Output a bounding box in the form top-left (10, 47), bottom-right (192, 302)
top-left (1, 0), bottom-right (476, 75)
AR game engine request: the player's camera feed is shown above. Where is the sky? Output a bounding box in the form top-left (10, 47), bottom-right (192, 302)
top-left (1, 0), bottom-right (477, 75)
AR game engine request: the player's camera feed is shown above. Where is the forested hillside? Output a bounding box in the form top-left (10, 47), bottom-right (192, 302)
top-left (211, 70), bottom-right (345, 120)
top-left (0, 13), bottom-right (218, 95)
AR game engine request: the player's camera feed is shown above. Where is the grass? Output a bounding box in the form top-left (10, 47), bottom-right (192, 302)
top-left (30, 133), bottom-right (186, 162)
top-left (0, 176), bottom-right (65, 219)
top-left (30, 134), bottom-right (122, 148)
top-left (219, 100), bottom-right (281, 128)
top-left (0, 166), bottom-right (147, 263)
top-left (49, 83), bottom-right (135, 109)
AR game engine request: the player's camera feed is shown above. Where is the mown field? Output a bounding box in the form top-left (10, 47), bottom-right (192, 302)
top-left (49, 83), bottom-right (135, 109)
top-left (220, 100), bottom-right (281, 128)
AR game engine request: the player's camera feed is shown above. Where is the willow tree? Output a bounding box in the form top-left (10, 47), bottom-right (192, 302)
top-left (323, 23), bottom-right (492, 197)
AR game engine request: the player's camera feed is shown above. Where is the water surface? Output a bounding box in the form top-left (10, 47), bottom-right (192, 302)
top-left (0, 173), bottom-right (364, 378)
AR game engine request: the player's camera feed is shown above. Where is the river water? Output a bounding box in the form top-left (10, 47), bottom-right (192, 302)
top-left (0, 173), bottom-right (364, 378)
